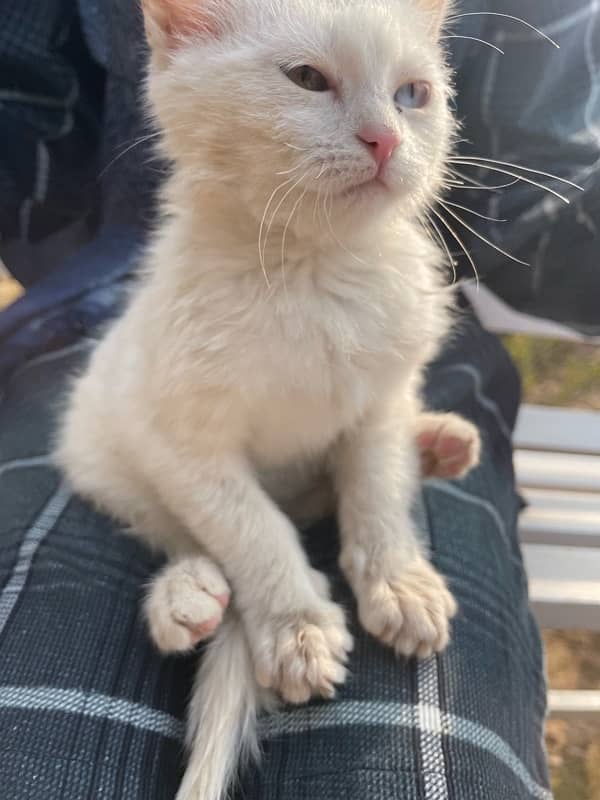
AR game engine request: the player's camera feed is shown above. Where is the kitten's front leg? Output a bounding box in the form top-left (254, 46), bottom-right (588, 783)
top-left (335, 399), bottom-right (457, 658)
top-left (153, 452), bottom-right (352, 704)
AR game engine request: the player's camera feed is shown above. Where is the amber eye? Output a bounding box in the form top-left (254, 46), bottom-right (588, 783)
top-left (283, 65), bottom-right (330, 92)
top-left (394, 80), bottom-right (431, 110)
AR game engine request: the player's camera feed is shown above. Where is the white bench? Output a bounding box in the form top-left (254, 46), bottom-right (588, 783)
top-left (463, 281), bottom-right (600, 720)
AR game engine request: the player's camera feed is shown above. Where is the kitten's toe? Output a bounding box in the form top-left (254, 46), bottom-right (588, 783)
top-left (145, 556), bottom-right (231, 654)
top-left (252, 602), bottom-right (353, 705)
top-left (417, 412), bottom-right (481, 480)
top-left (348, 550), bottom-right (456, 658)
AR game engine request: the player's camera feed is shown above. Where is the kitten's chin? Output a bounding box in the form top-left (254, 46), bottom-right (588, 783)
top-left (337, 176), bottom-right (405, 219)
top-left (342, 176), bottom-right (390, 199)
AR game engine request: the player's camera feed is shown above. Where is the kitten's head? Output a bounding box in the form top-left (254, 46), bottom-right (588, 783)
top-left (143, 0), bottom-right (454, 231)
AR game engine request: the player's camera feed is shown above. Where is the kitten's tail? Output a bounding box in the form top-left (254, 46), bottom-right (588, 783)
top-left (175, 613), bottom-right (268, 800)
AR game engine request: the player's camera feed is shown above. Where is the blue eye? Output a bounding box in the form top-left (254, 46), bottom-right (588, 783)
top-left (394, 81), bottom-right (431, 110)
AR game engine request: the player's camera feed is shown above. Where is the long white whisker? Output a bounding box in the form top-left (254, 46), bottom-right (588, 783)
top-left (280, 185), bottom-right (309, 297)
top-left (447, 167), bottom-right (520, 191)
top-left (276, 154), bottom-right (314, 176)
top-left (430, 206), bottom-right (480, 287)
top-left (447, 166), bottom-right (515, 190)
top-left (446, 178), bottom-right (466, 187)
top-left (447, 12), bottom-right (560, 49)
top-left (454, 181), bottom-right (520, 192)
top-left (437, 196), bottom-right (507, 223)
top-left (99, 131), bottom-right (164, 177)
top-left (441, 34), bottom-right (504, 54)
top-left (324, 196), bottom-right (369, 266)
top-left (449, 155), bottom-right (583, 190)
top-left (437, 200), bottom-right (529, 267)
top-left (258, 176), bottom-right (297, 288)
top-left (447, 166), bottom-right (488, 189)
top-left (313, 164), bottom-right (325, 225)
top-left (283, 142), bottom-right (308, 152)
top-left (312, 163), bottom-right (328, 226)
top-left (425, 210), bottom-right (457, 284)
top-left (450, 160), bottom-right (572, 204)
top-left (261, 172), bottom-right (308, 272)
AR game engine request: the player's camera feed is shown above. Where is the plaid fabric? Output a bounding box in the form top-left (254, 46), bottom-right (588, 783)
top-left (0, 306), bottom-right (551, 800)
top-left (0, 0), bottom-right (105, 287)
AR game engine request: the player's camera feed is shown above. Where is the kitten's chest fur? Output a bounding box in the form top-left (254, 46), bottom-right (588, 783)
top-left (246, 322), bottom-right (385, 466)
top-left (139, 230), bottom-right (447, 471)
top-left (217, 253), bottom-right (443, 466)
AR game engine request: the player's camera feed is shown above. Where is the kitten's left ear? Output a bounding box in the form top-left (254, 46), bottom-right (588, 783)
top-left (142, 0), bottom-right (221, 54)
top-left (418, 0), bottom-right (452, 37)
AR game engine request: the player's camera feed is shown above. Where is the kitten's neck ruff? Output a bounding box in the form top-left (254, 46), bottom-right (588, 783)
top-left (160, 171), bottom-right (419, 282)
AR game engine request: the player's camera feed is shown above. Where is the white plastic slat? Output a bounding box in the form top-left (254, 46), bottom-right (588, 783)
top-left (522, 488), bottom-right (600, 514)
top-left (520, 505), bottom-right (600, 548)
top-left (549, 690), bottom-right (600, 721)
top-left (522, 544), bottom-right (600, 631)
top-left (514, 405), bottom-right (600, 456)
top-left (515, 450), bottom-right (600, 493)
top-left (520, 488), bottom-right (600, 548)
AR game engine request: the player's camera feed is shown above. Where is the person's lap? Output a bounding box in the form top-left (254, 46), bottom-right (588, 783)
top-left (0, 306), bottom-right (550, 799)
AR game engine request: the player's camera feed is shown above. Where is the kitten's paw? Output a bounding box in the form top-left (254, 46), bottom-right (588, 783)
top-left (145, 556), bottom-right (231, 654)
top-left (346, 550), bottom-right (457, 658)
top-left (417, 412), bottom-right (481, 480)
top-left (252, 602), bottom-right (353, 705)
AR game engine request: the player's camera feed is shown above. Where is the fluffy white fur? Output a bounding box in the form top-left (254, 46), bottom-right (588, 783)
top-left (56, 1), bottom-right (481, 798)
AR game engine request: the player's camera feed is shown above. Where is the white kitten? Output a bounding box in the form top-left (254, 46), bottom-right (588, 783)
top-left (57, 1), bottom-right (480, 798)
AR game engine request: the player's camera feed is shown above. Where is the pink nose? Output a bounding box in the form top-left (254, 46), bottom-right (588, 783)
top-left (357, 127), bottom-right (400, 168)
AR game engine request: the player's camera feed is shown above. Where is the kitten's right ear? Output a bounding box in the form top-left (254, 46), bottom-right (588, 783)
top-left (142, 0), bottom-right (220, 56)
top-left (417, 0), bottom-right (452, 37)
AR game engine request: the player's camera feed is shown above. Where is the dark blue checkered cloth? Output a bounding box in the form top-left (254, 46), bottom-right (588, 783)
top-left (0, 303), bottom-right (551, 800)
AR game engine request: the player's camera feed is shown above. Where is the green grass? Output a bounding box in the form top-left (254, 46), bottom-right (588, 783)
top-left (503, 335), bottom-right (600, 409)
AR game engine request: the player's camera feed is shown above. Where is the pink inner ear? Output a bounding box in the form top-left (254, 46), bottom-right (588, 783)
top-left (144, 0), bottom-right (219, 43)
